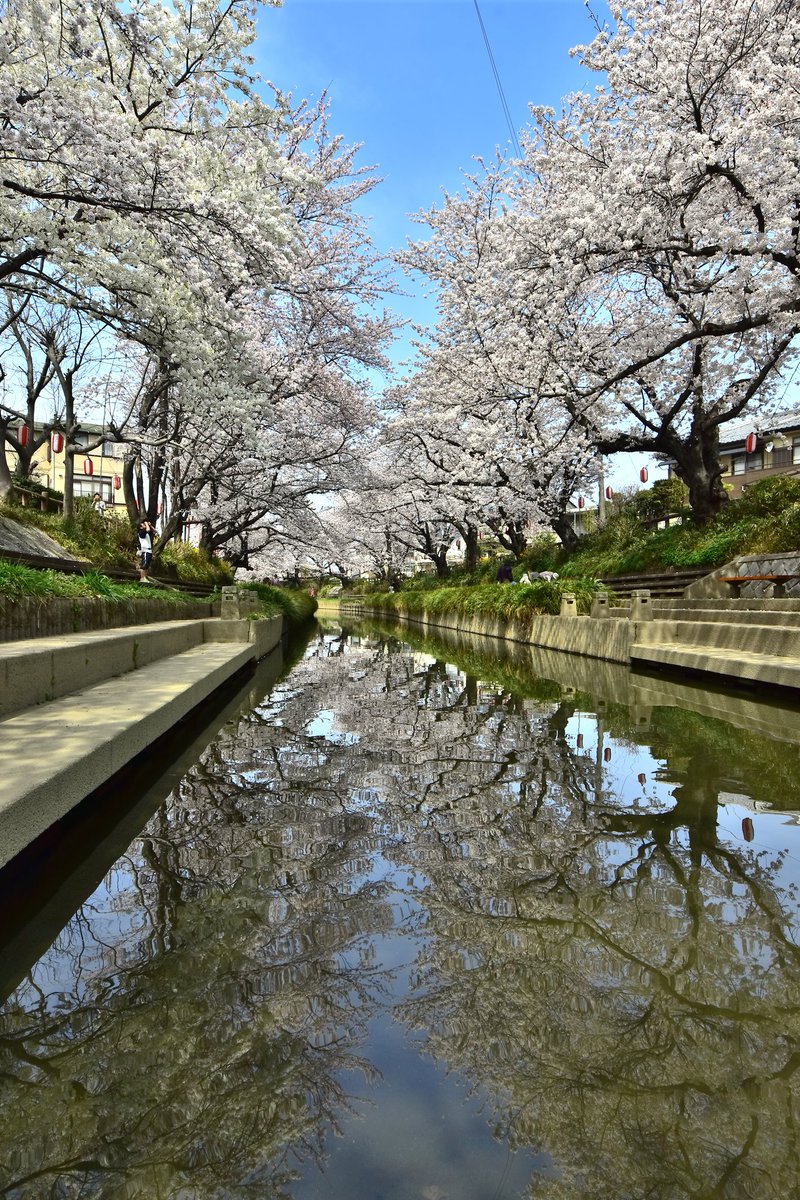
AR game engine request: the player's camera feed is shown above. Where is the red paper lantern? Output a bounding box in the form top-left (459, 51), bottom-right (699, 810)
top-left (640, 466), bottom-right (649, 483)
top-left (577, 495), bottom-right (585, 510)
top-left (605, 485), bottom-right (614, 500)
top-left (603, 746), bottom-right (612, 763)
top-left (576, 733), bottom-right (584, 749)
top-left (113, 474), bottom-right (121, 490)
top-left (51, 431), bottom-right (64, 454)
top-left (637, 772), bottom-right (647, 785)
top-left (742, 817), bottom-right (754, 842)
top-left (18, 424), bottom-right (28, 448)
top-left (83, 457), bottom-right (93, 476)
top-left (745, 431), bottom-right (757, 454)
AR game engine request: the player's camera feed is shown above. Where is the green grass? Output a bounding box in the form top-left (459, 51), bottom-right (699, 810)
top-left (0, 498), bottom-right (233, 585)
top-left (377, 577), bottom-right (604, 626)
top-left (558, 476), bottom-right (800, 579)
top-left (0, 565), bottom-right (315, 632)
top-left (238, 582), bottom-right (317, 624)
top-left (0, 560), bottom-right (209, 606)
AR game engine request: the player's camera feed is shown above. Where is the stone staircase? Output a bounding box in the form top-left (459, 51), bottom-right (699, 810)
top-left (0, 613), bottom-right (283, 871)
top-left (596, 567), bottom-right (709, 599)
top-left (627, 596), bottom-right (800, 691)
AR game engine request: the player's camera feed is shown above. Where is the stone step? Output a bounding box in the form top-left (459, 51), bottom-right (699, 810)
top-left (0, 620), bottom-right (209, 717)
top-left (635, 619), bottom-right (800, 659)
top-left (597, 569), bottom-right (707, 599)
top-left (0, 617), bottom-right (284, 718)
top-left (631, 641), bottom-right (800, 691)
top-left (650, 607), bottom-right (800, 627)
top-left (0, 641), bottom-right (257, 871)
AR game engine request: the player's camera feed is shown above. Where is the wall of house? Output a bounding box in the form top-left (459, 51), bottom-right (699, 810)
top-left (4, 428), bottom-right (127, 512)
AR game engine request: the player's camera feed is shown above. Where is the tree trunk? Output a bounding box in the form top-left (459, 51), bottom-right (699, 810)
top-left (490, 514), bottom-right (527, 560)
top-left (454, 522), bottom-right (479, 571)
top-left (671, 435), bottom-right (729, 526)
top-left (550, 510), bottom-right (580, 554)
top-left (421, 523), bottom-right (450, 577)
top-left (63, 448), bottom-right (74, 518)
top-left (0, 421), bottom-right (13, 499)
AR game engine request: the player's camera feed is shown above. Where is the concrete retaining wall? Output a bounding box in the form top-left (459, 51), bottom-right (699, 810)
top-left (685, 552), bottom-right (800, 600)
top-left (367, 604), bottom-right (635, 664)
top-left (0, 594), bottom-right (217, 643)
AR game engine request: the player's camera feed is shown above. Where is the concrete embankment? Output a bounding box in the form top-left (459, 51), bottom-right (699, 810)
top-left (341, 594), bottom-right (800, 695)
top-left (0, 592), bottom-right (216, 642)
top-left (362, 601), bottom-right (634, 664)
top-left (0, 613), bottom-right (284, 870)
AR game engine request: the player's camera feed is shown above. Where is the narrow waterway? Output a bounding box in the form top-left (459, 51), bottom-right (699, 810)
top-left (2, 618), bottom-right (800, 1200)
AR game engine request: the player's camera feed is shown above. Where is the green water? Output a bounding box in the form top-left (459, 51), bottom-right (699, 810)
top-left (1, 619), bottom-right (799, 1199)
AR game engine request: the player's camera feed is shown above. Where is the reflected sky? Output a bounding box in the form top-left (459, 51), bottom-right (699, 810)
top-left (1, 619), bottom-right (799, 1199)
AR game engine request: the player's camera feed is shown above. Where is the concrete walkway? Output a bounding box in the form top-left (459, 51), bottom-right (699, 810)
top-left (0, 615), bottom-right (284, 870)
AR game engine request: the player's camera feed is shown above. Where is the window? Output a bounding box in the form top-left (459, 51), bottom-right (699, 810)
top-left (746, 450), bottom-right (763, 471)
top-left (793, 437), bottom-right (800, 466)
top-left (731, 455), bottom-right (746, 475)
top-left (771, 447), bottom-right (792, 467)
top-left (74, 476), bottom-right (113, 501)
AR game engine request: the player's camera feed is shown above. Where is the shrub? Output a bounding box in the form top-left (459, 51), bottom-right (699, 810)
top-left (159, 541), bottom-right (234, 585)
top-left (732, 475), bottom-right (800, 519)
top-left (377, 577), bottom-right (606, 626)
top-left (239, 582), bottom-right (316, 624)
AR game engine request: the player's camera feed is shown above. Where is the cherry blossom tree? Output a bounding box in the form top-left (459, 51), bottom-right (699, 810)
top-left (406, 0), bottom-right (800, 526)
top-left (1, 0), bottom-right (395, 560)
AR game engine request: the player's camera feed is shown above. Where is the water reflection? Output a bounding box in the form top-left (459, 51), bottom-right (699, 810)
top-left (1, 619), bottom-right (799, 1199)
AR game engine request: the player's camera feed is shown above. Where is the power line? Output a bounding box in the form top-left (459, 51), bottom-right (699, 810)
top-left (472, 0), bottom-right (523, 159)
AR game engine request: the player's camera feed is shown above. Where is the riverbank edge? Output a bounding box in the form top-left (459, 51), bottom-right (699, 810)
top-left (353, 602), bottom-right (634, 663)
top-left (0, 614), bottom-right (289, 871)
top-left (0, 592), bottom-right (219, 642)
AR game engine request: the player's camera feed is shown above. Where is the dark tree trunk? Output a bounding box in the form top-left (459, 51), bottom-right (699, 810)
top-left (670, 433), bottom-right (729, 526)
top-left (489, 514), bottom-right (527, 560)
top-left (420, 523), bottom-right (450, 578)
top-left (453, 521), bottom-right (479, 571)
top-left (550, 510), bottom-right (580, 554)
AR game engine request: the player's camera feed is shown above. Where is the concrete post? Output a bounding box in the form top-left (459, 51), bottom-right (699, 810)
top-left (560, 592), bottom-right (577, 618)
top-left (591, 591), bottom-right (610, 619)
top-left (221, 587), bottom-right (259, 619)
top-left (629, 589), bottom-right (653, 621)
top-left (221, 586), bottom-right (240, 619)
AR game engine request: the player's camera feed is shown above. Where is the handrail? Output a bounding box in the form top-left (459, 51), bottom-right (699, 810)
top-left (8, 484), bottom-right (64, 514)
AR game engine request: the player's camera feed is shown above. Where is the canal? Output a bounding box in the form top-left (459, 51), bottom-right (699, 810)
top-left (1, 617), bottom-right (799, 1199)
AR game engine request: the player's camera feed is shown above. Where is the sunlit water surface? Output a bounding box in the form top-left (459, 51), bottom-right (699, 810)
top-left (2, 619), bottom-right (800, 1199)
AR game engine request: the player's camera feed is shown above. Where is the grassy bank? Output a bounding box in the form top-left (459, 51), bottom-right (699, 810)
top-left (0, 560), bottom-right (209, 607)
top-left (377, 576), bottom-right (603, 627)
top-left (0, 563), bottom-right (316, 629)
top-left (0, 498), bottom-right (233, 586)
top-left (239, 582), bottom-right (317, 624)
top-left (553, 475), bottom-right (800, 579)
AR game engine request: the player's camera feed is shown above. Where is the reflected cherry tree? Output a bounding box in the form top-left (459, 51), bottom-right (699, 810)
top-left (0, 638), bottom-right (395, 1198)
top-left (2, 622), bottom-right (800, 1199)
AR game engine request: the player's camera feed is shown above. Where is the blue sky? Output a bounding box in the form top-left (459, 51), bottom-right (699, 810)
top-left (254, 1), bottom-right (656, 489)
top-left (256, 1), bottom-right (596, 342)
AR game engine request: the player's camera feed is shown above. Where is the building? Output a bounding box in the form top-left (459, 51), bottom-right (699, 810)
top-left (716, 410), bottom-right (800, 498)
top-left (4, 423), bottom-right (128, 512)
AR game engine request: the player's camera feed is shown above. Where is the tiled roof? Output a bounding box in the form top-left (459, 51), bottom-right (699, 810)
top-left (720, 408), bottom-right (800, 449)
